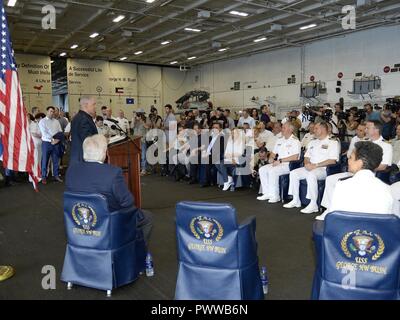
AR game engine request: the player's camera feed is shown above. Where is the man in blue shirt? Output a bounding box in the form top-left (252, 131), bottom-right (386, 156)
top-left (365, 103), bottom-right (381, 122)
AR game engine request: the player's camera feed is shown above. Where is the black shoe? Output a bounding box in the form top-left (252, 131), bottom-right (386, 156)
top-left (200, 184), bottom-right (210, 188)
top-left (54, 176), bottom-right (63, 183)
top-left (189, 179), bottom-right (198, 185)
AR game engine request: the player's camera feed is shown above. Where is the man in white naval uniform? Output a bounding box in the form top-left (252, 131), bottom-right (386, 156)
top-left (257, 122), bottom-right (301, 203)
top-left (318, 141), bottom-right (395, 220)
top-left (318, 120), bottom-right (393, 219)
top-left (284, 122), bottom-right (340, 214)
top-left (346, 123), bottom-right (367, 158)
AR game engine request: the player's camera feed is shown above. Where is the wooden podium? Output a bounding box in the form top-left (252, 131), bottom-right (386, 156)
top-left (107, 136), bottom-right (142, 208)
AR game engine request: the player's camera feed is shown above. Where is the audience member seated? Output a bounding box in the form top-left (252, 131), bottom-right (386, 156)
top-left (216, 127), bottom-right (246, 191)
top-left (257, 122), bottom-right (301, 203)
top-left (265, 122), bottom-right (282, 153)
top-left (320, 121), bottom-right (393, 216)
top-left (254, 121), bottom-right (273, 153)
top-left (316, 141), bottom-right (395, 221)
top-left (237, 110), bottom-right (255, 128)
top-left (284, 122), bottom-right (339, 214)
top-left (65, 134), bottom-right (152, 245)
top-left (251, 147), bottom-right (268, 189)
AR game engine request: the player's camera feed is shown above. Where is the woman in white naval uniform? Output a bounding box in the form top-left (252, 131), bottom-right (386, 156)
top-left (318, 120), bottom-right (393, 219)
top-left (257, 122), bottom-right (301, 203)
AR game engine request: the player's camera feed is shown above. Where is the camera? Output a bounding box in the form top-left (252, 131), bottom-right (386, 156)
top-left (321, 109), bottom-right (333, 122)
top-left (386, 97), bottom-right (400, 113)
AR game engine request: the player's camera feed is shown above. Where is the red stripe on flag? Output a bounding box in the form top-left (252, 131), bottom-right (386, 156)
top-left (1, 71), bottom-right (12, 168)
top-left (13, 75), bottom-right (22, 170)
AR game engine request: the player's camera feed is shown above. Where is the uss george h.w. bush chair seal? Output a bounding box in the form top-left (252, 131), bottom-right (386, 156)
top-left (312, 211), bottom-right (400, 300)
top-left (175, 201), bottom-right (264, 300)
top-left (61, 192), bottom-right (146, 297)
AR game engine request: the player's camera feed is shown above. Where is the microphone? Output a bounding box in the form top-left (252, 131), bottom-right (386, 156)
top-left (111, 125), bottom-right (124, 133)
top-left (106, 118), bottom-right (119, 124)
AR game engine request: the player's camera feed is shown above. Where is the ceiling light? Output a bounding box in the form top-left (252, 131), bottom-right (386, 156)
top-left (120, 57), bottom-right (128, 61)
top-left (51, 60), bottom-right (54, 64)
top-left (161, 40), bottom-right (171, 45)
top-left (184, 27), bottom-right (201, 32)
top-left (218, 48), bottom-right (228, 52)
top-left (89, 32), bottom-right (99, 38)
top-left (299, 23), bottom-right (317, 30)
top-left (7, 0), bottom-right (17, 7)
top-left (170, 61), bottom-right (178, 65)
top-left (113, 15), bottom-right (125, 23)
top-left (146, 0), bottom-right (156, 3)
top-left (253, 37), bottom-right (267, 43)
top-left (187, 56), bottom-right (196, 60)
top-left (59, 52), bottom-right (67, 57)
top-left (229, 10), bottom-right (248, 17)
top-left (134, 51), bottom-right (143, 55)
top-left (70, 44), bottom-right (78, 49)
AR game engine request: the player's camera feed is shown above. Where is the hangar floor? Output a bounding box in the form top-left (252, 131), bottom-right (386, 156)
top-left (0, 174), bottom-right (317, 300)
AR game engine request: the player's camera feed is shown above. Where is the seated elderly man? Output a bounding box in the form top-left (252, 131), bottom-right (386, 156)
top-left (318, 120), bottom-right (392, 218)
top-left (284, 122), bottom-right (340, 214)
top-left (257, 122), bottom-right (301, 203)
top-left (65, 134), bottom-right (152, 245)
top-left (317, 141), bottom-right (395, 220)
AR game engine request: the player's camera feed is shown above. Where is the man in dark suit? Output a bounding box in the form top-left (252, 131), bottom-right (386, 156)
top-left (70, 96), bottom-right (98, 165)
top-left (198, 122), bottom-right (225, 187)
top-left (66, 134), bottom-right (152, 245)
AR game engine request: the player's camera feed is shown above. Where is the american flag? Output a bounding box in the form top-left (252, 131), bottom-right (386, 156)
top-left (0, 2), bottom-right (41, 189)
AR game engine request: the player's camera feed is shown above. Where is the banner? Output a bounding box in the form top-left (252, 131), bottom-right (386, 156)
top-left (67, 58), bottom-right (138, 116)
top-left (15, 54), bottom-right (52, 113)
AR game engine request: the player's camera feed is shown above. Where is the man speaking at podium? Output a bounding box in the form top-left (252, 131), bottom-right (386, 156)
top-left (70, 96), bottom-right (98, 165)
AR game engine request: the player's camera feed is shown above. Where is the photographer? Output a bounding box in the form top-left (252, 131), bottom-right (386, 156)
top-left (380, 104), bottom-right (396, 140)
top-left (324, 103), bottom-right (339, 136)
top-left (148, 106), bottom-right (163, 130)
top-left (341, 110), bottom-right (360, 142)
top-left (132, 110), bottom-right (151, 176)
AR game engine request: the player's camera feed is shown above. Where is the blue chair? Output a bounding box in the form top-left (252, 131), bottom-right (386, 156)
top-left (279, 159), bottom-right (302, 203)
top-left (61, 192), bottom-right (146, 297)
top-left (299, 163), bottom-right (342, 210)
top-left (175, 201), bottom-right (264, 300)
top-left (312, 211), bottom-right (400, 300)
top-left (390, 171), bottom-right (400, 184)
top-left (375, 166), bottom-right (392, 185)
